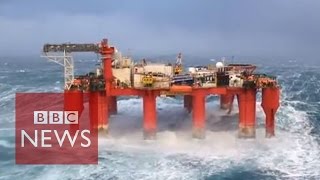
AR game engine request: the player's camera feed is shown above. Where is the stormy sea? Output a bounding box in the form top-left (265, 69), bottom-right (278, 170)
top-left (0, 56), bottom-right (319, 180)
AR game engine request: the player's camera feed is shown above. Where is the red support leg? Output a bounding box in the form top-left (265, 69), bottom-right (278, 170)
top-left (109, 96), bottom-right (118, 115)
top-left (237, 89), bottom-right (256, 138)
top-left (64, 89), bottom-right (84, 133)
top-left (89, 91), bottom-right (98, 131)
top-left (220, 94), bottom-right (234, 110)
top-left (143, 91), bottom-right (157, 139)
top-left (261, 88), bottom-right (280, 138)
top-left (89, 91), bottom-right (108, 133)
top-left (100, 39), bottom-right (114, 127)
top-left (100, 91), bottom-right (108, 132)
top-left (192, 90), bottom-right (206, 139)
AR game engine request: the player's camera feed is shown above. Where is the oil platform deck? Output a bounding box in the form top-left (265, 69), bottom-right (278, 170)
top-left (42, 38), bottom-right (280, 139)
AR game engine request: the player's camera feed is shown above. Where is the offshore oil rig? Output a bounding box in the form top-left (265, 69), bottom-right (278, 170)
top-left (42, 38), bottom-right (280, 139)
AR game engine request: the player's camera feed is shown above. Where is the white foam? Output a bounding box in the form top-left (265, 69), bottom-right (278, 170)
top-left (1, 86), bottom-right (319, 179)
top-left (0, 140), bottom-right (14, 148)
top-left (96, 96), bottom-right (320, 178)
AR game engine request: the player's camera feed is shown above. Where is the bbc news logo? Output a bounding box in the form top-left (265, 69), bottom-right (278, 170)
top-left (34, 111), bottom-right (78, 124)
top-left (21, 111), bottom-right (90, 148)
top-left (16, 93), bottom-right (98, 164)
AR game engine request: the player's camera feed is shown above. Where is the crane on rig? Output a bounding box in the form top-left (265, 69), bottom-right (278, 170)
top-left (42, 43), bottom-right (101, 90)
top-left (174, 53), bottom-right (183, 75)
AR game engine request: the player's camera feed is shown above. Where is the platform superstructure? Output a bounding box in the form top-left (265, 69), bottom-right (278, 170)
top-left (42, 38), bottom-right (280, 139)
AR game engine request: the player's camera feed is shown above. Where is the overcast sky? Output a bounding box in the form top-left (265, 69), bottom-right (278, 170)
top-left (0, 0), bottom-right (319, 58)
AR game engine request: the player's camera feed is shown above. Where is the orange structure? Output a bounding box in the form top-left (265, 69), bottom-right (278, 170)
top-left (192, 90), bottom-right (206, 138)
top-left (143, 91), bottom-right (157, 139)
top-left (101, 39), bottom-right (114, 131)
top-left (220, 94), bottom-right (234, 110)
top-left (237, 89), bottom-right (256, 138)
top-left (89, 91), bottom-right (107, 131)
top-left (43, 38), bottom-right (281, 140)
top-left (64, 89), bottom-right (84, 133)
top-left (261, 88), bottom-right (280, 137)
top-left (64, 89), bottom-right (84, 116)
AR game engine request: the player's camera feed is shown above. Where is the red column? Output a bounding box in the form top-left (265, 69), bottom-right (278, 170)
top-left (220, 94), bottom-right (234, 110)
top-left (109, 96), bottom-right (118, 115)
top-left (192, 90), bottom-right (206, 139)
top-left (100, 39), bottom-right (114, 94)
top-left (143, 91), bottom-right (157, 139)
top-left (237, 89), bottom-right (256, 138)
top-left (89, 91), bottom-right (98, 131)
top-left (100, 39), bottom-right (114, 124)
top-left (89, 91), bottom-right (108, 132)
top-left (184, 95), bottom-right (192, 113)
top-left (99, 91), bottom-right (108, 131)
top-left (64, 89), bottom-right (84, 133)
top-left (261, 88), bottom-right (280, 137)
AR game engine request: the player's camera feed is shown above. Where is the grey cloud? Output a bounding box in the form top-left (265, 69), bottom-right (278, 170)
top-left (0, 0), bottom-right (319, 59)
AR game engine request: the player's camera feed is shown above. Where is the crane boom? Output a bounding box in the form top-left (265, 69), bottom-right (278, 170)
top-left (43, 43), bottom-right (99, 53)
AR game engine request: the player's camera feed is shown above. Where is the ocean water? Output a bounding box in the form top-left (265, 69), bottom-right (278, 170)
top-left (0, 57), bottom-right (319, 180)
